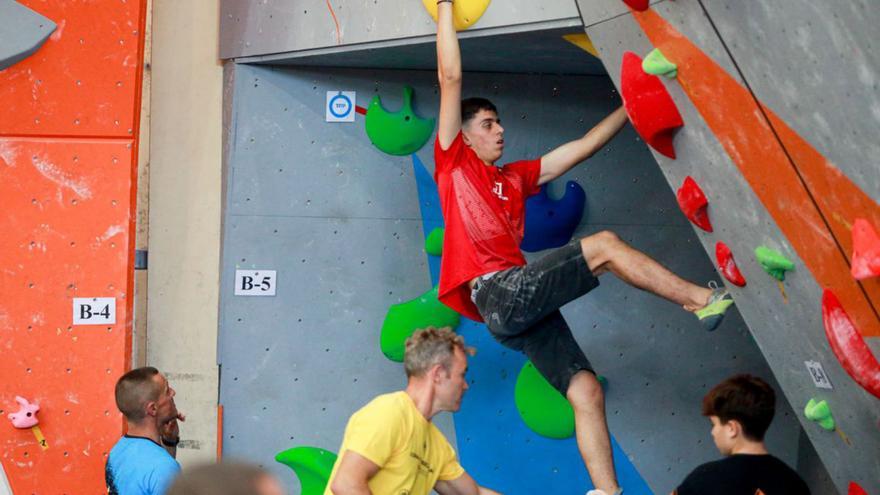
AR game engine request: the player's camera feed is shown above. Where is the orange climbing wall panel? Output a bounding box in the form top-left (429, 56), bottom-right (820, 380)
top-left (0, 1), bottom-right (144, 138)
top-left (0, 0), bottom-right (147, 492)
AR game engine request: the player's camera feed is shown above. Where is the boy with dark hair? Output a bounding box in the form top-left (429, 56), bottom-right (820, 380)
top-left (673, 374), bottom-right (810, 495)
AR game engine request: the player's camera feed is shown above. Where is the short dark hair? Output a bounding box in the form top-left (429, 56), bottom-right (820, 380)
top-left (115, 366), bottom-right (162, 421)
top-left (702, 374), bottom-right (775, 441)
top-left (461, 97), bottom-right (497, 126)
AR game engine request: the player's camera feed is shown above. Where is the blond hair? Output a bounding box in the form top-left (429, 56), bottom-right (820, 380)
top-left (403, 327), bottom-right (475, 378)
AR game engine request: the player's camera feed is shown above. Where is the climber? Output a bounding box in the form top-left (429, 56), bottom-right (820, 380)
top-left (433, 1), bottom-right (736, 493)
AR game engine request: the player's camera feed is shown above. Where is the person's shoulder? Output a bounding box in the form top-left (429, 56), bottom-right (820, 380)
top-left (355, 392), bottom-right (409, 419)
top-left (764, 455), bottom-right (809, 488)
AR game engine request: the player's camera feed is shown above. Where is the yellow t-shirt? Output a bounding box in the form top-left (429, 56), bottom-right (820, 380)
top-left (324, 391), bottom-right (465, 495)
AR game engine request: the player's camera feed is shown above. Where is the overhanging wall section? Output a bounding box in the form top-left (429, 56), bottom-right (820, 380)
top-left (577, 0), bottom-right (880, 492)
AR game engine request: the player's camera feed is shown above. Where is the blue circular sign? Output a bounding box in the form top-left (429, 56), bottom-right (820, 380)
top-left (329, 94), bottom-right (353, 118)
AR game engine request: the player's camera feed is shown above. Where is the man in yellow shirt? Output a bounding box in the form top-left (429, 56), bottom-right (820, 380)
top-left (326, 327), bottom-right (501, 495)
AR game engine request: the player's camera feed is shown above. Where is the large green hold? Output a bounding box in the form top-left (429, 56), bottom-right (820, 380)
top-left (380, 286), bottom-right (460, 362)
top-left (755, 245), bottom-right (795, 281)
top-left (425, 227), bottom-right (444, 256)
top-left (514, 361), bottom-right (575, 439)
top-left (275, 446), bottom-right (338, 495)
top-left (365, 86), bottom-right (435, 156)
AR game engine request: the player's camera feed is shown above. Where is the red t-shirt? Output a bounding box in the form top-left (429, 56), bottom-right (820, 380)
top-left (434, 132), bottom-right (541, 321)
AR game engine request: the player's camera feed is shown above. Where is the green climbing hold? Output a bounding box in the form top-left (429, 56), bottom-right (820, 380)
top-left (755, 245), bottom-right (795, 281)
top-left (804, 398), bottom-right (835, 431)
top-left (380, 286), bottom-right (460, 362)
top-left (514, 361), bottom-right (575, 439)
top-left (642, 48), bottom-right (677, 78)
top-left (365, 86), bottom-right (435, 156)
top-left (275, 446), bottom-right (338, 495)
top-left (425, 227), bottom-right (444, 256)
top-left (597, 374), bottom-right (608, 390)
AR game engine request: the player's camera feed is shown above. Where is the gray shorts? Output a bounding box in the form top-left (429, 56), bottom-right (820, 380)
top-left (471, 240), bottom-right (600, 394)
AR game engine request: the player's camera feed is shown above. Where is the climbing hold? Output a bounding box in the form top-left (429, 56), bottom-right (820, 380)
top-left (597, 375), bottom-right (608, 391)
top-left (851, 218), bottom-right (880, 280)
top-left (821, 289), bottom-right (880, 399)
top-left (715, 242), bottom-right (746, 287)
top-left (364, 86), bottom-right (435, 156)
top-left (642, 48), bottom-right (677, 78)
top-left (275, 446), bottom-right (338, 495)
top-left (676, 176), bottom-right (712, 232)
top-left (562, 34), bottom-right (600, 59)
top-left (7, 396), bottom-right (39, 429)
top-left (849, 482), bottom-right (868, 495)
top-left (754, 246), bottom-right (794, 281)
top-left (514, 361), bottom-right (574, 439)
top-left (622, 0), bottom-right (650, 11)
top-left (425, 227), bottom-right (444, 256)
top-left (0, 1), bottom-right (56, 71)
top-left (422, 0), bottom-right (491, 31)
top-left (804, 398), bottom-right (835, 431)
top-left (620, 51), bottom-right (684, 159)
top-left (380, 286), bottom-right (460, 362)
top-left (521, 181), bottom-right (586, 253)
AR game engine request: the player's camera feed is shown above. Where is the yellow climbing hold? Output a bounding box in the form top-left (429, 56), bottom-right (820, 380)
top-left (562, 33), bottom-right (600, 59)
top-left (422, 0), bottom-right (491, 31)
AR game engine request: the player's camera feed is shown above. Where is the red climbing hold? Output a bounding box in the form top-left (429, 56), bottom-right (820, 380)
top-left (716, 242), bottom-right (746, 287)
top-left (620, 51), bottom-right (683, 159)
top-left (622, 0), bottom-right (649, 11)
top-left (821, 289), bottom-right (880, 399)
top-left (851, 218), bottom-right (880, 280)
top-left (676, 176), bottom-right (713, 232)
top-left (848, 482), bottom-right (868, 495)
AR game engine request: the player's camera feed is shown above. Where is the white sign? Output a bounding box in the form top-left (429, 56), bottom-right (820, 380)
top-left (234, 269), bottom-right (277, 296)
top-left (73, 297), bottom-right (116, 325)
top-left (326, 91), bottom-right (356, 122)
top-left (805, 360), bottom-right (833, 389)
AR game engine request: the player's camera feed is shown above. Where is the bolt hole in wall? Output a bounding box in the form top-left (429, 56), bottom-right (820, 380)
top-left (217, 32), bottom-right (809, 495)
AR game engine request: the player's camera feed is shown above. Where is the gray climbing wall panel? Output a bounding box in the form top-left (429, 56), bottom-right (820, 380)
top-left (219, 59), bottom-right (806, 493)
top-left (0, 0), bottom-right (55, 70)
top-left (576, 0), bottom-right (880, 492)
top-left (219, 0), bottom-right (581, 60)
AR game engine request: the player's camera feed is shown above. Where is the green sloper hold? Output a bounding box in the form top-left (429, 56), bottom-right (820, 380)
top-left (514, 361), bottom-right (575, 439)
top-left (804, 398), bottom-right (835, 431)
top-left (365, 86), bottom-right (435, 156)
top-left (425, 227), bottom-right (444, 256)
top-left (275, 446), bottom-right (338, 495)
top-left (380, 286), bottom-right (460, 362)
top-left (642, 48), bottom-right (678, 78)
top-left (755, 245), bottom-right (795, 281)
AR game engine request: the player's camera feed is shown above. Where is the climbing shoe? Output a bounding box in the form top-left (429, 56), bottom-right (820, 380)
top-left (695, 282), bottom-right (734, 332)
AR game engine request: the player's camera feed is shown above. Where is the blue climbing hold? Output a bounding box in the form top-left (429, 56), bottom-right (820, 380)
top-left (522, 181), bottom-right (586, 252)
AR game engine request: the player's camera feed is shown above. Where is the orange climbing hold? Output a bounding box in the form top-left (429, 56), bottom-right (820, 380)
top-left (620, 51), bottom-right (683, 159)
top-left (851, 218), bottom-right (880, 280)
top-left (716, 242), bottom-right (746, 287)
top-left (676, 176), bottom-right (712, 232)
top-left (821, 289), bottom-right (880, 399)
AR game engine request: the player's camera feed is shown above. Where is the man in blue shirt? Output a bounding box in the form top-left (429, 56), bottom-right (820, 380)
top-left (106, 366), bottom-right (185, 495)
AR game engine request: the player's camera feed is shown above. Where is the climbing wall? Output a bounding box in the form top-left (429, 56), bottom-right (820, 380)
top-left (217, 59), bottom-right (807, 494)
top-left (575, 0), bottom-right (880, 492)
top-left (0, 0), bottom-right (148, 492)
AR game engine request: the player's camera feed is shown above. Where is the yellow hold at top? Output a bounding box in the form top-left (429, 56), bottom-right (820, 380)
top-left (422, 0), bottom-right (491, 30)
top-left (563, 33), bottom-right (600, 59)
